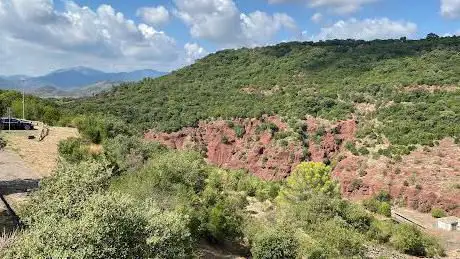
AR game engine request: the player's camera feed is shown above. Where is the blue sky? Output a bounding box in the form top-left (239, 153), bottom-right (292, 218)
top-left (0, 0), bottom-right (459, 75)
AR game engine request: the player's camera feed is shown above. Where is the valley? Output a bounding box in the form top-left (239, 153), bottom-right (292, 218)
top-left (0, 37), bottom-right (459, 258)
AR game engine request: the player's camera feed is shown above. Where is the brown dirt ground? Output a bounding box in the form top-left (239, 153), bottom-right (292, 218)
top-left (1, 124), bottom-right (78, 176)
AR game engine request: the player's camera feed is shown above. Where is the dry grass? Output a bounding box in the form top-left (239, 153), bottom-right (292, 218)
top-left (2, 125), bottom-right (78, 176)
top-left (0, 230), bottom-right (17, 250)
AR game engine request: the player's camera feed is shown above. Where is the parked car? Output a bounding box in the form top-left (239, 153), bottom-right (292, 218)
top-left (0, 117), bottom-right (35, 130)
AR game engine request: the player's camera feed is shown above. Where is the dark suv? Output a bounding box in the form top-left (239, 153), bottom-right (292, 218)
top-left (0, 117), bottom-right (34, 130)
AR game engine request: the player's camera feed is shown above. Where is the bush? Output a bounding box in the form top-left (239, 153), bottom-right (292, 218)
top-left (4, 193), bottom-right (150, 259)
top-left (390, 224), bottom-right (444, 257)
top-left (378, 202), bottom-right (392, 217)
top-left (430, 208), bottom-right (446, 218)
top-left (104, 135), bottom-right (166, 172)
top-left (145, 206), bottom-right (195, 258)
top-left (251, 229), bottom-right (299, 259)
top-left (368, 220), bottom-right (394, 243)
top-left (20, 159), bottom-right (114, 225)
top-left (58, 137), bottom-right (89, 163)
top-left (234, 125), bottom-right (246, 138)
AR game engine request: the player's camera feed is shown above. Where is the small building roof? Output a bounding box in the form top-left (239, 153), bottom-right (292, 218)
top-left (437, 216), bottom-right (459, 224)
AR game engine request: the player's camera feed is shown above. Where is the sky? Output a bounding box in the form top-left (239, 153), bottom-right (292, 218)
top-left (0, 0), bottom-right (459, 76)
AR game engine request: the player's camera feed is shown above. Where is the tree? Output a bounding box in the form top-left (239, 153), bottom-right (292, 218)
top-left (426, 33), bottom-right (440, 40)
top-left (277, 162), bottom-right (339, 203)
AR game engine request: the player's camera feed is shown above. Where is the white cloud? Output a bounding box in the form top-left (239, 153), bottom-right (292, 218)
top-left (267, 0), bottom-right (379, 14)
top-left (310, 18), bottom-right (417, 41)
top-left (136, 6), bottom-right (170, 27)
top-left (441, 0), bottom-right (460, 19)
top-left (0, 0), bottom-right (181, 75)
top-left (173, 0), bottom-right (297, 47)
top-left (311, 12), bottom-right (323, 23)
top-left (184, 43), bottom-right (208, 63)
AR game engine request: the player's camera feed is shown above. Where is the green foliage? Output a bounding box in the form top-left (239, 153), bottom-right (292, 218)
top-left (278, 162), bottom-right (339, 203)
top-left (256, 122), bottom-right (279, 134)
top-left (144, 206), bottom-right (195, 258)
top-left (368, 220), bottom-right (394, 244)
top-left (20, 159), bottom-right (114, 225)
top-left (251, 229), bottom-right (299, 259)
top-left (61, 38), bottom-right (460, 156)
top-left (104, 135), bottom-right (166, 172)
top-left (363, 191), bottom-right (392, 217)
top-left (72, 115), bottom-right (133, 144)
top-left (233, 124), bottom-right (246, 138)
top-left (431, 208), bottom-right (446, 218)
top-left (390, 224), bottom-right (444, 257)
top-left (0, 90), bottom-right (62, 124)
top-left (4, 193), bottom-right (150, 259)
top-left (58, 137), bottom-right (89, 163)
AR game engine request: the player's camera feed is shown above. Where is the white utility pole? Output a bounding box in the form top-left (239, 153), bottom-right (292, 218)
top-left (21, 79), bottom-right (25, 120)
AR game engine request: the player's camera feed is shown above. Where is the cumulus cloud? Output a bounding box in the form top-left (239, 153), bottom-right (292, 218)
top-left (309, 18), bottom-right (417, 41)
top-left (0, 0), bottom-right (180, 75)
top-left (184, 43), bottom-right (208, 63)
top-left (311, 12), bottom-right (323, 23)
top-left (136, 6), bottom-right (170, 27)
top-left (267, 0), bottom-right (379, 14)
top-left (441, 0), bottom-right (460, 19)
top-left (173, 0), bottom-right (298, 47)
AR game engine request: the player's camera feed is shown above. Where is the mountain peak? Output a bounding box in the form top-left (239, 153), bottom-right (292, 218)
top-left (49, 66), bottom-right (104, 76)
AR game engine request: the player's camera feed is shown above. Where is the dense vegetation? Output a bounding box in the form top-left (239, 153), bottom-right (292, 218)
top-left (65, 36), bottom-right (460, 154)
top-left (2, 128), bottom-right (444, 258)
top-left (0, 90), bottom-right (61, 124)
top-left (1, 36), bottom-right (457, 258)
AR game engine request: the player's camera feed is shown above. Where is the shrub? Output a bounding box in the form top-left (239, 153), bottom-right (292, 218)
top-left (58, 137), bottom-right (89, 163)
top-left (251, 229), bottom-right (299, 259)
top-left (390, 224), bottom-right (444, 257)
top-left (368, 220), bottom-right (394, 243)
top-left (4, 193), bottom-right (150, 259)
top-left (378, 202), bottom-right (392, 217)
top-left (104, 135), bottom-right (166, 172)
top-left (20, 159), bottom-right (114, 225)
top-left (277, 162), bottom-right (339, 203)
top-left (234, 125), bottom-right (246, 138)
top-left (312, 219), bottom-right (366, 258)
top-left (349, 179), bottom-right (363, 192)
top-left (145, 206), bottom-right (195, 258)
top-left (221, 135), bottom-right (230, 144)
top-left (430, 208), bottom-right (446, 218)
top-left (340, 203), bottom-right (372, 232)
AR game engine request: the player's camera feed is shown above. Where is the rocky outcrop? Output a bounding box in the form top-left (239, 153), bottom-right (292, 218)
top-left (333, 138), bottom-right (460, 216)
top-left (145, 116), bottom-right (355, 180)
top-left (145, 117), bottom-right (459, 216)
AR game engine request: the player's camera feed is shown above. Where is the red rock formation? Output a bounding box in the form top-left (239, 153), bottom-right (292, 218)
top-left (145, 116), bottom-right (459, 216)
top-left (145, 116), bottom-right (355, 180)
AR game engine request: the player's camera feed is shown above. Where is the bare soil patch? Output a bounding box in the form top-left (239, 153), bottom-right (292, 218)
top-left (2, 125), bottom-right (78, 176)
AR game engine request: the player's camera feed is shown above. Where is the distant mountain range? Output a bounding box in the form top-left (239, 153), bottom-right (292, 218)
top-left (0, 67), bottom-right (167, 97)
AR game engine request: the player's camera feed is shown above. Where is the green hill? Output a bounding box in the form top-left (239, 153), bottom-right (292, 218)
top-left (66, 37), bottom-right (460, 152)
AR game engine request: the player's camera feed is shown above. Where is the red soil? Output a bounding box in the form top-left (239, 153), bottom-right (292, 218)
top-left (145, 116), bottom-right (459, 216)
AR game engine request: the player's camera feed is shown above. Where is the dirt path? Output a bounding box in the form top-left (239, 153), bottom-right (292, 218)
top-left (0, 126), bottom-right (78, 232)
top-left (2, 126), bottom-right (78, 176)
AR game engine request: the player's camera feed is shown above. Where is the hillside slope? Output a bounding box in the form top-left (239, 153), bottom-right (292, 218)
top-left (65, 37), bottom-right (460, 216)
top-left (69, 37), bottom-right (459, 148)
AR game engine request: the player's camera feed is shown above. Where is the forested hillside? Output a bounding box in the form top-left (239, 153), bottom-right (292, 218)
top-left (0, 90), bottom-right (61, 124)
top-left (2, 37), bottom-right (459, 258)
top-left (67, 37), bottom-right (460, 151)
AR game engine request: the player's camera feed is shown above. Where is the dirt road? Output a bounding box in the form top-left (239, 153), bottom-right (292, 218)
top-left (0, 126), bottom-right (78, 231)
